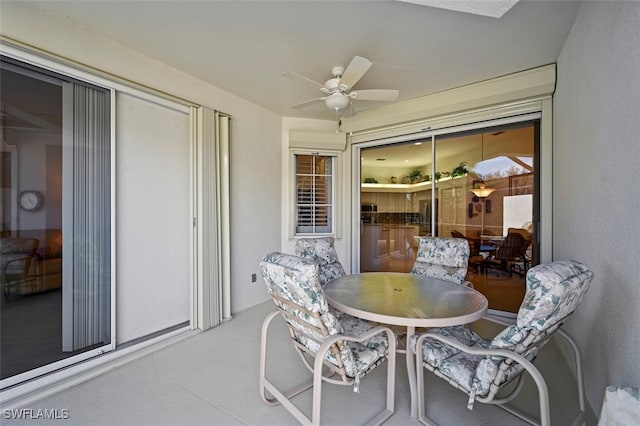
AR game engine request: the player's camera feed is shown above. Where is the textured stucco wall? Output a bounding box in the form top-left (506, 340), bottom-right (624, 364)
top-left (555, 0), bottom-right (640, 414)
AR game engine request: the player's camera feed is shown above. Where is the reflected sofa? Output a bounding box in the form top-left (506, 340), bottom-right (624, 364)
top-left (1, 229), bottom-right (62, 295)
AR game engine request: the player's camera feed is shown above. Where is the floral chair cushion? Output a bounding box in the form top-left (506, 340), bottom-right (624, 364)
top-left (413, 260), bottom-right (593, 397)
top-left (411, 237), bottom-right (470, 285)
top-left (295, 237), bottom-right (346, 286)
top-left (260, 252), bottom-right (387, 379)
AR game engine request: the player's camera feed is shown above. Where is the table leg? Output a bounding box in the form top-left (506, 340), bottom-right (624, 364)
top-left (406, 325), bottom-right (418, 418)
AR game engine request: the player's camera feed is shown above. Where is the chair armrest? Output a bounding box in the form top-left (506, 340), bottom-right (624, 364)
top-left (413, 332), bottom-right (547, 400)
top-left (415, 332), bottom-right (529, 365)
top-left (320, 325), bottom-right (397, 352)
top-left (313, 325), bottom-right (397, 391)
top-left (3, 256), bottom-right (35, 272)
top-left (482, 314), bottom-right (516, 327)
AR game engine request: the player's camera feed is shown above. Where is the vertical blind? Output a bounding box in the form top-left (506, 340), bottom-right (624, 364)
top-left (62, 83), bottom-right (111, 351)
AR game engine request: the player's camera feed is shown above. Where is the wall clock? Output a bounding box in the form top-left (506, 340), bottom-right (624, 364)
top-left (19, 190), bottom-right (45, 212)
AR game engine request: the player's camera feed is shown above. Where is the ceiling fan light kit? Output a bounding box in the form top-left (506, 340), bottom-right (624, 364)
top-left (324, 92), bottom-right (350, 110)
top-left (284, 55), bottom-right (399, 117)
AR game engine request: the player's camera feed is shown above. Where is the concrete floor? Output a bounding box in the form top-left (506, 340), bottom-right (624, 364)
top-left (1, 299), bottom-right (594, 425)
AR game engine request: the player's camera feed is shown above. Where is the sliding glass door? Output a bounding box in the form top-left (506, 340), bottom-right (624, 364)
top-left (1, 57), bottom-right (113, 387)
top-left (357, 119), bottom-right (539, 313)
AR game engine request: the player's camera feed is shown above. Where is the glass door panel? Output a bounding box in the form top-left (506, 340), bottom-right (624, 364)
top-left (360, 139), bottom-right (432, 272)
top-left (357, 121), bottom-right (539, 314)
top-left (1, 57), bottom-right (112, 387)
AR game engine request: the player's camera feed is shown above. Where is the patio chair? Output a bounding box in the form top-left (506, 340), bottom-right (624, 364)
top-left (410, 260), bottom-right (594, 426)
top-left (411, 237), bottom-right (473, 287)
top-left (259, 252), bottom-right (396, 426)
top-left (295, 237), bottom-right (346, 286)
top-left (1, 237), bottom-right (39, 300)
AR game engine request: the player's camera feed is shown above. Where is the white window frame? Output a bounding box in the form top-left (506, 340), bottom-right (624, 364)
top-left (291, 150), bottom-right (339, 237)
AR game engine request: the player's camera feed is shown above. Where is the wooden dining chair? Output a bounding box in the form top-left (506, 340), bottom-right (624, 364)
top-left (259, 252), bottom-right (396, 425)
top-left (410, 260), bottom-right (594, 426)
top-left (1, 237), bottom-right (39, 300)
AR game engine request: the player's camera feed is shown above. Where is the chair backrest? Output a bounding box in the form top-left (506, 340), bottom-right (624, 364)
top-left (0, 237), bottom-right (39, 279)
top-left (473, 260), bottom-right (594, 395)
top-left (451, 230), bottom-right (481, 257)
top-left (494, 232), bottom-right (528, 262)
top-left (259, 252), bottom-right (358, 378)
top-left (450, 230), bottom-right (465, 239)
top-left (411, 237), bottom-right (470, 285)
top-left (507, 227), bottom-right (532, 241)
top-left (294, 237), bottom-right (346, 286)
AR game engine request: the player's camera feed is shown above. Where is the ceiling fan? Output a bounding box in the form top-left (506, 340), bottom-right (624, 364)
top-left (283, 55), bottom-right (399, 116)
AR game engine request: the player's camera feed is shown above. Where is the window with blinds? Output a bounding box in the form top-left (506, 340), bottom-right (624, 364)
top-left (295, 154), bottom-right (334, 235)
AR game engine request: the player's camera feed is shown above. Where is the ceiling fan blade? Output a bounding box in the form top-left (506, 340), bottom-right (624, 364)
top-left (291, 97), bottom-right (325, 109)
top-left (350, 89), bottom-right (400, 101)
top-left (281, 71), bottom-right (325, 89)
top-left (339, 56), bottom-right (372, 90)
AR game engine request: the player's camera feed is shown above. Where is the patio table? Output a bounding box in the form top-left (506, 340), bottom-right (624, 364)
top-left (324, 272), bottom-right (488, 418)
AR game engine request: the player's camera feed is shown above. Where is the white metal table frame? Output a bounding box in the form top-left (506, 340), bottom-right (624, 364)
top-left (324, 272), bottom-right (488, 419)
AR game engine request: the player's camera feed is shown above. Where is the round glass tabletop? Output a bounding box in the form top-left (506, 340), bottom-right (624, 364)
top-left (324, 272), bottom-right (488, 327)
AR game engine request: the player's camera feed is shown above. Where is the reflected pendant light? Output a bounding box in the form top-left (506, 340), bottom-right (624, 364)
top-left (470, 133), bottom-right (495, 198)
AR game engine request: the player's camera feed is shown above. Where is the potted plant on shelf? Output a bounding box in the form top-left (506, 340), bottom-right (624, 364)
top-left (409, 169), bottom-right (422, 183)
top-left (451, 162), bottom-right (468, 178)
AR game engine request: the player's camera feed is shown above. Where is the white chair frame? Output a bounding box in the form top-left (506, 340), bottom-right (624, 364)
top-left (414, 315), bottom-right (586, 426)
top-left (260, 306), bottom-right (396, 426)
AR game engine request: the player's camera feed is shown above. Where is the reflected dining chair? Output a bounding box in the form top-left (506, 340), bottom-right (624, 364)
top-left (451, 230), bottom-right (486, 273)
top-left (1, 237), bottom-right (39, 300)
top-left (295, 237), bottom-right (346, 286)
top-left (410, 260), bottom-right (594, 426)
top-left (259, 252), bottom-right (396, 426)
top-left (489, 230), bottom-right (531, 276)
top-left (411, 237), bottom-right (473, 287)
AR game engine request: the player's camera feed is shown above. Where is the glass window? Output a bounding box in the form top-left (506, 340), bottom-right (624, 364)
top-left (295, 154), bottom-right (335, 235)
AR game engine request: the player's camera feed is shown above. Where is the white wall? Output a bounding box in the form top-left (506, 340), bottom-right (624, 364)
top-left (1, 2), bottom-right (283, 335)
top-left (555, 1), bottom-right (640, 414)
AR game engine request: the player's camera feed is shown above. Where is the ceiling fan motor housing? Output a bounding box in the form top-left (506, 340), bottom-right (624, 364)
top-left (324, 77), bottom-right (341, 92)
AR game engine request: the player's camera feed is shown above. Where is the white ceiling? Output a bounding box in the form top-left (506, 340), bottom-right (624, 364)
top-left (24, 0), bottom-right (581, 121)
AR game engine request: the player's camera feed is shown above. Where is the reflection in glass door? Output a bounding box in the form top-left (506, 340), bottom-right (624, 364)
top-left (360, 139), bottom-right (433, 273)
top-left (1, 57), bottom-right (113, 387)
top-left (358, 121), bottom-right (539, 313)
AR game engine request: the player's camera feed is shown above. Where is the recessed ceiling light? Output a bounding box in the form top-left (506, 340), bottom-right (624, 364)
top-left (404, 160), bottom-right (409, 163)
top-left (414, 142), bottom-right (422, 146)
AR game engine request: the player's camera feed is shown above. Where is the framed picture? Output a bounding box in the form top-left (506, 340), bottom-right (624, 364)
top-left (509, 173), bottom-right (533, 196)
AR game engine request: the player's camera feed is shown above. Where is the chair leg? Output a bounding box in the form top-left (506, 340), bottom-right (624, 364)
top-left (259, 310), bottom-right (313, 413)
top-left (415, 344), bottom-right (437, 426)
top-left (261, 310), bottom-right (396, 425)
top-left (557, 329), bottom-right (587, 426)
